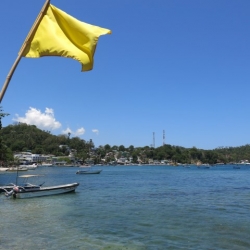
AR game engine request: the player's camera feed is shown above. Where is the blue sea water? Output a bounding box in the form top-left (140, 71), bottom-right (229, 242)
top-left (1, 165), bottom-right (250, 250)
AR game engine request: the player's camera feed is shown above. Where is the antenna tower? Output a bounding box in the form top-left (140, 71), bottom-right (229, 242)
top-left (163, 130), bottom-right (165, 146)
top-left (153, 132), bottom-right (155, 148)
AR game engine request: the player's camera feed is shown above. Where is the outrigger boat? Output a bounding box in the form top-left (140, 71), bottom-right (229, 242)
top-left (3, 174), bottom-right (79, 199)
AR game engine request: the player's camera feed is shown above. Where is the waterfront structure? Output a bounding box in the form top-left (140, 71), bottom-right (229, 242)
top-left (14, 152), bottom-right (50, 163)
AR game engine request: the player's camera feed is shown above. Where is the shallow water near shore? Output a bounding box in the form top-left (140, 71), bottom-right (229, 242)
top-left (1, 165), bottom-right (250, 249)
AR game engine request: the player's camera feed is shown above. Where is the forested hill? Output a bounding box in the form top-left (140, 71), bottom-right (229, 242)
top-left (1, 123), bottom-right (250, 164)
top-left (0, 123), bottom-right (91, 157)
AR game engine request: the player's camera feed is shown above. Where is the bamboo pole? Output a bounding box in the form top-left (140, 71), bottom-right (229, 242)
top-left (0, 0), bottom-right (50, 103)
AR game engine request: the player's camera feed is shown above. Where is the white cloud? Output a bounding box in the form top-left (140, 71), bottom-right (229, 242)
top-left (92, 129), bottom-right (99, 135)
top-left (75, 127), bottom-right (85, 136)
top-left (62, 127), bottom-right (73, 135)
top-left (13, 107), bottom-right (86, 137)
top-left (62, 127), bottom-right (85, 137)
top-left (13, 107), bottom-right (61, 130)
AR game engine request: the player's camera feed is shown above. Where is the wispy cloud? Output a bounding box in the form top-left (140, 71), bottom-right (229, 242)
top-left (13, 107), bottom-right (61, 130)
top-left (92, 129), bottom-right (99, 135)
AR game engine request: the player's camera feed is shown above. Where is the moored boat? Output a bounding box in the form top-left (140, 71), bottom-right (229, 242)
top-left (39, 163), bottom-right (53, 167)
top-left (23, 163), bottom-right (38, 170)
top-left (0, 167), bottom-right (9, 172)
top-left (4, 174), bottom-right (79, 199)
top-left (7, 167), bottom-right (28, 171)
top-left (76, 169), bottom-right (102, 174)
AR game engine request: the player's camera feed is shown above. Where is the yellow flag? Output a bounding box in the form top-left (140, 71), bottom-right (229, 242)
top-left (21, 4), bottom-right (111, 71)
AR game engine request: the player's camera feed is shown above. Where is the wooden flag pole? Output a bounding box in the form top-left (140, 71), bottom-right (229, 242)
top-left (0, 0), bottom-right (50, 103)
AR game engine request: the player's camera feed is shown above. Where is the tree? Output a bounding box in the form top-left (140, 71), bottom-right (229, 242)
top-left (119, 145), bottom-right (125, 152)
top-left (0, 106), bottom-right (10, 165)
top-left (128, 145), bottom-right (134, 152)
top-left (104, 144), bottom-right (111, 151)
top-left (132, 152), bottom-right (138, 163)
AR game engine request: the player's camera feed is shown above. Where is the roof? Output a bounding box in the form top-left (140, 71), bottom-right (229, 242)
top-left (19, 175), bottom-right (44, 178)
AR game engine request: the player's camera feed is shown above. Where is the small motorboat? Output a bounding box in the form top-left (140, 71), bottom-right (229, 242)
top-left (7, 166), bottom-right (28, 172)
top-left (3, 175), bottom-right (79, 199)
top-left (22, 163), bottom-right (38, 170)
top-left (76, 169), bottom-right (102, 174)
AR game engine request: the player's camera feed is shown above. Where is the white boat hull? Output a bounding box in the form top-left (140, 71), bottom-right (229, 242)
top-left (0, 167), bottom-right (9, 172)
top-left (8, 167), bottom-right (28, 171)
top-left (13, 183), bottom-right (79, 199)
top-left (19, 164), bottom-right (38, 170)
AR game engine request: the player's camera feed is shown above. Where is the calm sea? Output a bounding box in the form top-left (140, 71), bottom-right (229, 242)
top-left (1, 165), bottom-right (250, 250)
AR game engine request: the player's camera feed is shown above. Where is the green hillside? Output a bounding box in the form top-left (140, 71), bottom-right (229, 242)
top-left (1, 122), bottom-right (250, 165)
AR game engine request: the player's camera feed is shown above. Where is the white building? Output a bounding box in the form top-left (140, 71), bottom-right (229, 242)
top-left (14, 152), bottom-right (51, 163)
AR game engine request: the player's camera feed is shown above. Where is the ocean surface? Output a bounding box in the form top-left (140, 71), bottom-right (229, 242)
top-left (1, 164), bottom-right (250, 250)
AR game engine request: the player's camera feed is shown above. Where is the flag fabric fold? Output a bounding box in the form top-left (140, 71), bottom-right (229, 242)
top-left (21, 4), bottom-right (111, 71)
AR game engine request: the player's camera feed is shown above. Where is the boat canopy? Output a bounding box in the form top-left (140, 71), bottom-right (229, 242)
top-left (19, 175), bottom-right (44, 178)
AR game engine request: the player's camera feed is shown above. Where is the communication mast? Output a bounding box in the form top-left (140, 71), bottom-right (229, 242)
top-left (163, 130), bottom-right (165, 146)
top-left (153, 132), bottom-right (155, 148)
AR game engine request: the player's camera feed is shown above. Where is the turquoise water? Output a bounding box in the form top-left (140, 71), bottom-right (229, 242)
top-left (1, 165), bottom-right (250, 250)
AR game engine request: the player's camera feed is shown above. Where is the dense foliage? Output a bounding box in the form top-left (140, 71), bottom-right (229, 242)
top-left (1, 122), bottom-right (250, 165)
top-left (0, 123), bottom-right (92, 162)
top-left (0, 107), bottom-right (12, 164)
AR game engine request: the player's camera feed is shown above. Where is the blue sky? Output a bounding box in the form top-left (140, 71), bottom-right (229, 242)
top-left (0, 0), bottom-right (249, 149)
